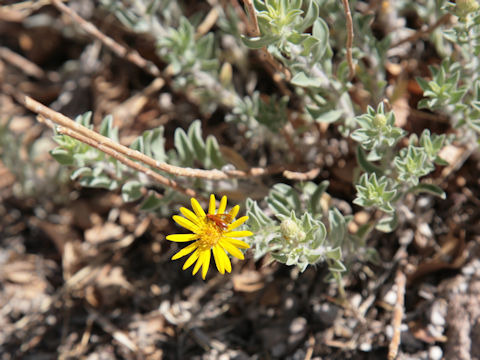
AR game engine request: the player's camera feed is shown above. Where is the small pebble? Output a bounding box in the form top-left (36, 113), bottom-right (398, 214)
top-left (429, 345), bottom-right (443, 360)
top-left (359, 342), bottom-right (372, 352)
top-left (417, 196), bottom-right (433, 209)
top-left (418, 222), bottom-right (433, 238)
top-left (384, 289), bottom-right (397, 306)
top-left (430, 299), bottom-right (447, 326)
top-left (350, 294), bottom-right (362, 308)
top-left (290, 317), bottom-right (307, 334)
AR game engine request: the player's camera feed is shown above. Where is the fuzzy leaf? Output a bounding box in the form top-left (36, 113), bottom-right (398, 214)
top-left (122, 180), bottom-right (143, 202)
top-left (409, 183), bottom-right (446, 199)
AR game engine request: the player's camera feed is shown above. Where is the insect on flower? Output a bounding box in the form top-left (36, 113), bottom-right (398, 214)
top-left (206, 213), bottom-right (233, 230)
top-left (166, 194), bottom-right (253, 279)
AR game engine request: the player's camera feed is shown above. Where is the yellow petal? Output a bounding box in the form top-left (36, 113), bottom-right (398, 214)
top-left (166, 233), bottom-right (199, 242)
top-left (221, 237), bottom-right (250, 249)
top-left (208, 194), bottom-right (216, 215)
top-left (223, 252), bottom-right (232, 273)
top-left (214, 245), bottom-right (232, 273)
top-left (217, 195), bottom-right (227, 214)
top-left (227, 216), bottom-right (249, 230)
top-left (201, 250), bottom-right (211, 280)
top-left (192, 249), bottom-right (207, 275)
top-left (224, 230), bottom-right (253, 238)
top-left (172, 242), bottom-right (198, 260)
top-left (180, 207), bottom-right (202, 225)
top-left (212, 245), bottom-right (225, 274)
top-left (228, 205), bottom-right (240, 218)
top-left (173, 215), bottom-right (199, 233)
top-left (191, 197), bottom-right (206, 218)
top-left (182, 249), bottom-right (200, 270)
top-left (219, 239), bottom-right (244, 260)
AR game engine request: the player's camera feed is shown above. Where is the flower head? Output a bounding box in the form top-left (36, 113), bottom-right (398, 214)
top-left (167, 194), bottom-right (252, 279)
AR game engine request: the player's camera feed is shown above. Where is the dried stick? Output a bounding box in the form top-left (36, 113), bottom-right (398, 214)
top-left (87, 307), bottom-right (139, 353)
top-left (22, 96), bottom-right (228, 180)
top-left (243, 0), bottom-right (260, 36)
top-left (55, 125), bottom-right (199, 198)
top-left (51, 0), bottom-right (161, 77)
top-left (391, 13), bottom-right (451, 48)
top-left (341, 0), bottom-right (355, 80)
top-left (196, 7), bottom-right (219, 39)
top-left (388, 267), bottom-right (406, 360)
top-left (0, 46), bottom-right (45, 78)
top-left (283, 168), bottom-right (320, 181)
top-left (20, 95), bottom-right (302, 180)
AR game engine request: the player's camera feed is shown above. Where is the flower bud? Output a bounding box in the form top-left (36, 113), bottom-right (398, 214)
top-left (280, 219), bottom-right (298, 239)
top-left (456, 0), bottom-right (479, 17)
top-left (372, 114), bottom-right (387, 129)
top-left (280, 219), bottom-right (306, 243)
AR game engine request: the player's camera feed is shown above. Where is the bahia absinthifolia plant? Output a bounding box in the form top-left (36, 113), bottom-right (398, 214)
top-left (41, 0), bottom-right (476, 282)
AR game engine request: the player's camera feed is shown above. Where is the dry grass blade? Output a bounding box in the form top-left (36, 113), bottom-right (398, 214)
top-left (51, 0), bottom-right (161, 77)
top-left (388, 268), bottom-right (406, 360)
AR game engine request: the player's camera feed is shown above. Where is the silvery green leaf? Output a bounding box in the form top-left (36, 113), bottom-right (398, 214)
top-left (205, 136), bottom-right (224, 168)
top-left (246, 198), bottom-right (275, 229)
top-left (270, 183), bottom-right (301, 212)
top-left (328, 208), bottom-right (346, 247)
top-left (375, 213), bottom-right (398, 233)
top-left (271, 253), bottom-right (288, 264)
top-left (53, 134), bottom-right (75, 148)
top-left (188, 120), bottom-right (207, 162)
top-left (308, 180), bottom-right (329, 215)
top-left (99, 115), bottom-right (118, 142)
top-left (297, 261), bottom-right (309, 272)
top-left (149, 128), bottom-right (166, 161)
top-left (311, 221), bottom-right (327, 248)
top-left (140, 193), bottom-right (163, 211)
top-left (122, 181), bottom-right (143, 202)
top-left (174, 127), bottom-right (194, 165)
top-left (50, 148), bottom-right (73, 165)
top-left (291, 72), bottom-right (321, 88)
top-left (295, 0), bottom-right (319, 32)
top-left (75, 111), bottom-right (93, 128)
top-left (313, 109), bottom-right (344, 124)
top-left (196, 33), bottom-right (214, 59)
top-left (325, 247), bottom-right (342, 261)
top-left (82, 175), bottom-right (118, 190)
top-left (241, 34), bottom-right (279, 49)
top-left (70, 167), bottom-right (92, 180)
top-left (416, 76), bottom-right (429, 91)
top-left (268, 197), bottom-right (291, 217)
top-left (130, 135), bottom-right (144, 153)
top-left (328, 259), bottom-right (346, 272)
top-left (409, 183), bottom-right (446, 199)
top-left (311, 18), bottom-right (328, 57)
top-left (356, 146), bottom-right (382, 174)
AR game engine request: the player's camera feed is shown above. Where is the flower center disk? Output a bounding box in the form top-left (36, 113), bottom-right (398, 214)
top-left (198, 220), bottom-right (223, 250)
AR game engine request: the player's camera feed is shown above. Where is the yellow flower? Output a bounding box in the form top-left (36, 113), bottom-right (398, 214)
top-left (167, 194), bottom-right (252, 280)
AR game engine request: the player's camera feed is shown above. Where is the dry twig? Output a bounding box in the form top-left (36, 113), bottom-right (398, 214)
top-left (87, 307), bottom-right (139, 353)
top-left (243, 0), bottom-right (260, 36)
top-left (17, 95), bottom-right (308, 181)
top-left (388, 267), bottom-right (407, 360)
top-left (196, 7), bottom-right (219, 39)
top-left (0, 46), bottom-right (45, 79)
top-left (51, 0), bottom-right (161, 77)
top-left (341, 0), bottom-right (355, 80)
top-left (55, 125), bottom-right (198, 198)
top-left (391, 13), bottom-right (452, 48)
